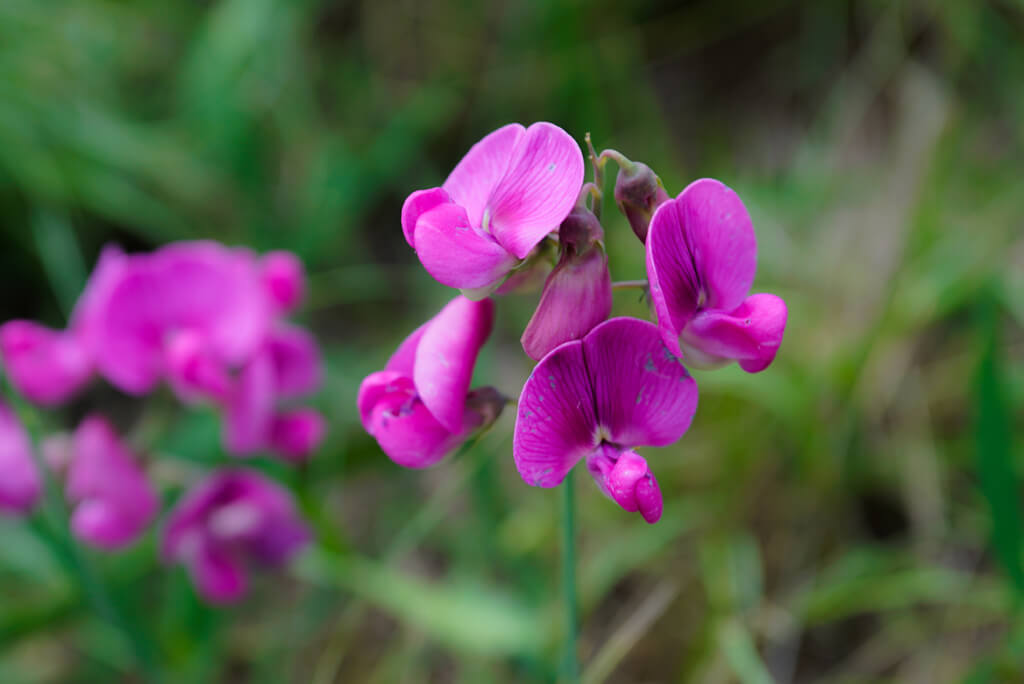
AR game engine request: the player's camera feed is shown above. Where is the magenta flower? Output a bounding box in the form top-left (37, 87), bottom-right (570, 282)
top-left (65, 416), bottom-right (158, 549)
top-left (162, 469), bottom-right (310, 603)
top-left (0, 322), bottom-right (92, 406)
top-left (520, 205), bottom-right (611, 360)
top-left (514, 318), bottom-right (698, 523)
top-left (0, 401), bottom-right (41, 514)
top-left (401, 122), bottom-right (585, 296)
top-left (646, 179), bottom-right (788, 372)
top-left (358, 296), bottom-right (501, 468)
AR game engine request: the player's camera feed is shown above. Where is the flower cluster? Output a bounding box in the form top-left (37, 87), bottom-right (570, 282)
top-left (361, 123), bottom-right (788, 523)
top-left (0, 241), bottom-right (317, 601)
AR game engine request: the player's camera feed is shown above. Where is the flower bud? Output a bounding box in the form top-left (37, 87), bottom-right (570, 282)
top-left (520, 206), bottom-right (611, 360)
top-left (613, 161), bottom-right (669, 243)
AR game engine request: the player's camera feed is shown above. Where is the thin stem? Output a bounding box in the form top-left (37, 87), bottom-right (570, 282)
top-left (584, 133), bottom-right (603, 222)
top-left (611, 280), bottom-right (648, 291)
top-left (561, 472), bottom-right (579, 682)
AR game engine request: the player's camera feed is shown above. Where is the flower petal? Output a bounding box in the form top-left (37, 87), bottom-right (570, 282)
top-left (680, 293), bottom-right (787, 373)
top-left (191, 542), bottom-right (246, 603)
top-left (222, 351), bottom-right (276, 455)
top-left (414, 296), bottom-right (493, 433)
top-left (269, 409), bottom-right (326, 462)
top-left (165, 330), bottom-right (233, 403)
top-left (583, 318), bottom-right (698, 447)
top-left (413, 203), bottom-right (518, 290)
top-left (260, 250), bottom-right (306, 313)
top-left (646, 179), bottom-right (757, 355)
top-left (585, 446), bottom-right (663, 523)
top-left (368, 388), bottom-right (472, 469)
top-left (0, 321), bottom-right (92, 405)
top-left (521, 246), bottom-right (612, 361)
top-left (266, 324), bottom-right (322, 398)
top-left (487, 122), bottom-right (585, 259)
top-left (443, 123), bottom-right (525, 228)
top-left (0, 401), bottom-right (41, 514)
top-left (401, 187), bottom-right (453, 248)
top-left (513, 339), bottom-right (599, 488)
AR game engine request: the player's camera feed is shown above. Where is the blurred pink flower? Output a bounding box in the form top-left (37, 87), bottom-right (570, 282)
top-left (514, 318), bottom-right (698, 523)
top-left (358, 296), bottom-right (502, 468)
top-left (402, 122), bottom-right (584, 296)
top-left (66, 416), bottom-right (158, 549)
top-left (0, 400), bottom-right (41, 514)
top-left (162, 469), bottom-right (310, 603)
top-left (646, 179), bottom-right (788, 372)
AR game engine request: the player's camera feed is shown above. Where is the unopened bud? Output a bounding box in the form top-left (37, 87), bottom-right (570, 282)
top-left (613, 161), bottom-right (669, 243)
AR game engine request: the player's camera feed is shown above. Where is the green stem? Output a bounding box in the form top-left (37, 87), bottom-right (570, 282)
top-left (561, 472), bottom-right (579, 682)
top-left (611, 280), bottom-right (648, 291)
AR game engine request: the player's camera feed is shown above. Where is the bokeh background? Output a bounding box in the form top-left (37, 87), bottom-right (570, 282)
top-left (1, 0), bottom-right (1023, 681)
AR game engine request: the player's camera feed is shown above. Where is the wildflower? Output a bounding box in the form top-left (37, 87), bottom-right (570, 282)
top-left (514, 318), bottom-right (698, 523)
top-left (0, 322), bottom-right (92, 406)
top-left (358, 296), bottom-right (502, 468)
top-left (65, 416), bottom-right (158, 549)
top-left (646, 179), bottom-right (788, 372)
top-left (402, 122), bottom-right (584, 297)
top-left (0, 401), bottom-right (41, 514)
top-left (162, 469), bottom-right (310, 603)
top-left (520, 204), bottom-right (612, 360)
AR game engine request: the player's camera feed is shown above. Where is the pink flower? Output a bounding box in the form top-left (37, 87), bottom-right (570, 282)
top-left (514, 318), bottom-right (698, 523)
top-left (0, 322), bottom-right (92, 406)
top-left (520, 205), bottom-right (611, 360)
top-left (358, 296), bottom-right (502, 468)
top-left (0, 401), bottom-right (41, 514)
top-left (65, 416), bottom-right (158, 549)
top-left (401, 122), bottom-right (585, 296)
top-left (646, 179), bottom-right (788, 372)
top-left (162, 469), bottom-right (310, 603)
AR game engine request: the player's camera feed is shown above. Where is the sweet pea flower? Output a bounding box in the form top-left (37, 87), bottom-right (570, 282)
top-left (514, 318), bottom-right (698, 523)
top-left (162, 469), bottom-right (310, 603)
top-left (0, 400), bottom-right (41, 514)
top-left (521, 204), bottom-right (612, 361)
top-left (401, 122), bottom-right (585, 297)
top-left (65, 416), bottom-right (158, 549)
top-left (646, 179), bottom-right (788, 373)
top-left (358, 296), bottom-right (502, 468)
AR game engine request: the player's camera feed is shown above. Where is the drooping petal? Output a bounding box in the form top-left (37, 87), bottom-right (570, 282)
top-left (413, 203), bottom-right (518, 290)
top-left (513, 339), bottom-right (599, 488)
top-left (585, 446), bottom-right (663, 523)
top-left (0, 401), bottom-right (41, 514)
top-left (583, 318), bottom-right (698, 448)
top-left (401, 187), bottom-right (453, 248)
top-left (680, 293), bottom-right (787, 373)
top-left (266, 324), bottom-right (322, 398)
top-left (268, 409), bottom-right (326, 462)
top-left (443, 123), bottom-right (525, 228)
top-left (413, 296), bottom-right (493, 433)
top-left (0, 321), bottom-right (92, 405)
top-left (486, 122), bottom-right (585, 259)
top-left (66, 416), bottom-right (158, 549)
top-left (260, 250), bottom-right (306, 313)
top-left (521, 246), bottom-right (611, 361)
top-left (222, 351), bottom-right (276, 455)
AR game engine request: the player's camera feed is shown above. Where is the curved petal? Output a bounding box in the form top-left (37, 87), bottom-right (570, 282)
top-left (0, 401), bottom-right (41, 514)
top-left (0, 321), bottom-right (92, 405)
top-left (413, 203), bottom-right (517, 290)
top-left (487, 122), bottom-right (585, 259)
top-left (583, 318), bottom-right (698, 447)
top-left (357, 370), bottom-right (407, 431)
top-left (401, 187), bottom-right (453, 248)
top-left (366, 388), bottom-right (473, 469)
top-left (585, 446), bottom-right (663, 523)
top-left (266, 324), bottom-right (322, 398)
top-left (191, 542), bottom-right (246, 603)
top-left (513, 339), bottom-right (599, 488)
top-left (385, 324), bottom-right (426, 377)
top-left (165, 330), bottom-right (232, 403)
top-left (680, 293), bottom-right (787, 373)
top-left (443, 123), bottom-right (525, 228)
top-left (414, 296), bottom-right (494, 432)
top-left (521, 246), bottom-right (611, 361)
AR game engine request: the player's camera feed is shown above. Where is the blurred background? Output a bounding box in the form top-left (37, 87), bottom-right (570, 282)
top-left (1, 0), bottom-right (1023, 681)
